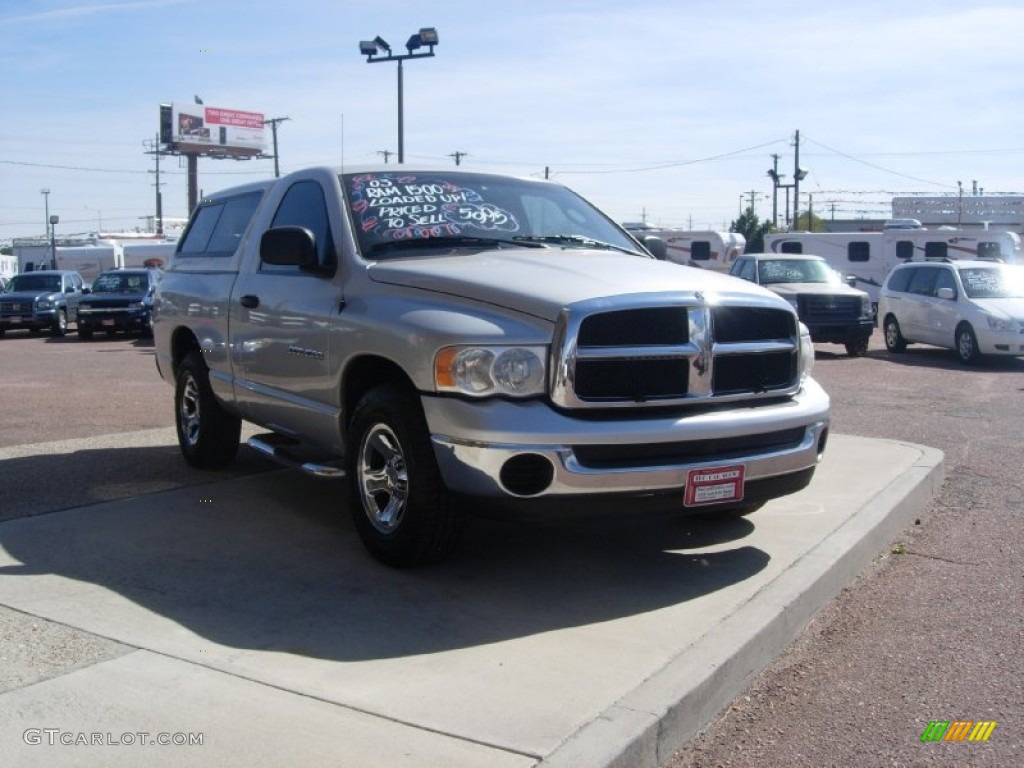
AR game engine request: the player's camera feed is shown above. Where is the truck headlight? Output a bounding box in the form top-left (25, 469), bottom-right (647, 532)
top-left (798, 322), bottom-right (815, 381)
top-left (36, 300), bottom-right (53, 310)
top-left (860, 296), bottom-right (873, 319)
top-left (435, 345), bottom-right (547, 398)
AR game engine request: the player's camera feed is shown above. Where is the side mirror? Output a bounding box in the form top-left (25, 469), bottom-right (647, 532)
top-left (642, 236), bottom-right (667, 260)
top-left (260, 226), bottom-right (319, 269)
top-left (936, 287), bottom-right (955, 300)
top-left (845, 275), bottom-right (858, 288)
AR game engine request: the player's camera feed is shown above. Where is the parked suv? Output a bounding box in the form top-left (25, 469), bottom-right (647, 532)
top-left (730, 253), bottom-right (874, 356)
top-left (879, 260), bottom-right (1024, 364)
top-left (0, 270), bottom-right (86, 337)
top-left (77, 268), bottom-right (161, 339)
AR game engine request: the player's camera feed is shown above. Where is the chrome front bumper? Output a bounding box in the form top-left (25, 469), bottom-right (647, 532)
top-left (423, 378), bottom-right (830, 499)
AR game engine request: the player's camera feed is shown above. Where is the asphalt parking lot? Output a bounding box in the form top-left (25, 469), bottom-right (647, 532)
top-left (0, 329), bottom-right (1020, 766)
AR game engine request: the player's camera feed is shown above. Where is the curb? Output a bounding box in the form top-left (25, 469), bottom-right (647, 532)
top-left (539, 441), bottom-right (944, 768)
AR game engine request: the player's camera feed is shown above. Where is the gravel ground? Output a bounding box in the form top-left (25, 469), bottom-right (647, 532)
top-left (664, 338), bottom-right (1024, 767)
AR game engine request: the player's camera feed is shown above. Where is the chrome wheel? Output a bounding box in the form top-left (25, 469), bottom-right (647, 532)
top-left (179, 373), bottom-right (202, 448)
top-left (358, 423), bottom-right (409, 533)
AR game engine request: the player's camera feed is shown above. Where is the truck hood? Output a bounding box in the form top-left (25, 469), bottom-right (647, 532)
top-left (0, 290), bottom-right (60, 303)
top-left (367, 250), bottom-right (779, 321)
top-left (764, 282), bottom-right (866, 298)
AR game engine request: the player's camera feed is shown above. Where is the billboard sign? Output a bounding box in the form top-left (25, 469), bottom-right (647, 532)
top-left (163, 102), bottom-right (266, 157)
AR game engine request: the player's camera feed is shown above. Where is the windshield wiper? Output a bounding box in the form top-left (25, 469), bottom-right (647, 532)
top-left (513, 235), bottom-right (643, 256)
top-left (366, 236), bottom-right (544, 257)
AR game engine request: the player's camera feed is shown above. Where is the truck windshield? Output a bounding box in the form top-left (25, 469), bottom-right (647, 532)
top-left (92, 272), bottom-right (149, 294)
top-left (7, 275), bottom-right (61, 293)
top-left (758, 259), bottom-right (838, 285)
top-left (342, 171), bottom-right (644, 259)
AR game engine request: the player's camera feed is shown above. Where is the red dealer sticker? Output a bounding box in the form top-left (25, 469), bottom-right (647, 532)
top-left (684, 465), bottom-right (746, 507)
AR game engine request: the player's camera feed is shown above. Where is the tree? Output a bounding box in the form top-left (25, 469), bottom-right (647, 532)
top-left (793, 211), bottom-right (827, 232)
top-left (730, 207), bottom-right (773, 253)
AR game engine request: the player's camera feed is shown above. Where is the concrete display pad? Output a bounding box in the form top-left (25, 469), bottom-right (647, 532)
top-left (0, 432), bottom-right (942, 767)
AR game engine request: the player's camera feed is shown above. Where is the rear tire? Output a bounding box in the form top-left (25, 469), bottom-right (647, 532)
top-left (883, 315), bottom-right (907, 352)
top-left (174, 351), bottom-right (241, 469)
top-left (347, 383), bottom-right (463, 567)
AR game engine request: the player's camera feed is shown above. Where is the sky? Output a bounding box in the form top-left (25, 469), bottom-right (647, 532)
top-left (2, 0), bottom-right (1024, 243)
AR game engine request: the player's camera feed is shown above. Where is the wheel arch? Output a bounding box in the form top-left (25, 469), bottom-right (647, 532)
top-left (342, 355), bottom-right (419, 432)
top-left (170, 327), bottom-right (202, 378)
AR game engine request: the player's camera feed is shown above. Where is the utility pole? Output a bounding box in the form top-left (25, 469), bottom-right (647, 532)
top-left (377, 150), bottom-right (394, 164)
top-left (768, 154), bottom-right (780, 228)
top-left (793, 130), bottom-right (802, 227)
top-left (745, 189), bottom-right (758, 214)
top-left (143, 136), bottom-right (167, 235)
top-left (449, 151), bottom-right (468, 166)
top-left (262, 116), bottom-right (291, 178)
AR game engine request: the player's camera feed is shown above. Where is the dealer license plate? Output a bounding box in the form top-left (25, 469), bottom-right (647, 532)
top-left (684, 465), bottom-right (746, 507)
top-left (102, 319), bottom-right (116, 327)
top-left (9, 316), bottom-right (22, 324)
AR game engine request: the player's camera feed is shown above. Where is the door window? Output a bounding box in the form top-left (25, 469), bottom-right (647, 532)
top-left (263, 181), bottom-right (336, 272)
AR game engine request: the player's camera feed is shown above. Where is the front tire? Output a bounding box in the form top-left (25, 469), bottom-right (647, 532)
top-left (955, 323), bottom-right (982, 365)
top-left (174, 351), bottom-right (241, 469)
top-left (347, 384), bottom-right (463, 567)
top-left (845, 337), bottom-right (869, 357)
top-left (883, 315), bottom-right (907, 353)
top-left (51, 309), bottom-right (67, 337)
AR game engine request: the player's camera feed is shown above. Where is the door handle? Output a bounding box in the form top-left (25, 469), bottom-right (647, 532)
top-left (239, 295), bottom-right (259, 309)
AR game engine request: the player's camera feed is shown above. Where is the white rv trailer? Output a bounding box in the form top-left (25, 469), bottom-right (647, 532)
top-left (624, 227), bottom-right (746, 272)
top-left (53, 245), bottom-right (118, 286)
top-left (120, 241), bottom-right (176, 268)
top-left (763, 229), bottom-right (1022, 305)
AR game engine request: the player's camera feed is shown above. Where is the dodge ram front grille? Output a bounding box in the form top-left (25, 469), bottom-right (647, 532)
top-left (551, 292), bottom-right (801, 408)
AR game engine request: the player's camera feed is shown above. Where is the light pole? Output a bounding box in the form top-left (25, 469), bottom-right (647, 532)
top-left (41, 188), bottom-right (51, 239)
top-left (49, 214), bottom-right (59, 270)
top-left (359, 27), bottom-right (439, 164)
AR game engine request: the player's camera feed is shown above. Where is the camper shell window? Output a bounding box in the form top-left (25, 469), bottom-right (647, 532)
top-left (848, 242), bottom-right (870, 262)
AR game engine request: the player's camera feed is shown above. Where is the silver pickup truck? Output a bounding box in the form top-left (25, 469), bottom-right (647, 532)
top-left (154, 167), bottom-right (830, 566)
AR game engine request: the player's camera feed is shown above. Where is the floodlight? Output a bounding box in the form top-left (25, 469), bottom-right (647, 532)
top-left (373, 35), bottom-right (391, 53)
top-left (418, 27), bottom-right (439, 45)
top-left (406, 34), bottom-right (423, 52)
top-left (359, 40), bottom-right (378, 56)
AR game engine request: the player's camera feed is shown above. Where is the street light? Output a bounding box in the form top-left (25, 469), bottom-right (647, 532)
top-left (49, 214), bottom-right (59, 270)
top-left (359, 27), bottom-right (439, 164)
top-left (41, 188), bottom-right (51, 239)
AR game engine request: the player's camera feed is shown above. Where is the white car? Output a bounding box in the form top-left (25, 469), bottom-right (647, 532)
top-left (879, 260), bottom-right (1024, 364)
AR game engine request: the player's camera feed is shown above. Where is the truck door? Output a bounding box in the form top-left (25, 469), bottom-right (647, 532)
top-left (230, 179), bottom-right (343, 448)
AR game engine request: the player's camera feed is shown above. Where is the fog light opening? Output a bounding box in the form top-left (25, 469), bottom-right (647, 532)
top-left (499, 454), bottom-right (555, 497)
top-left (817, 427), bottom-right (829, 461)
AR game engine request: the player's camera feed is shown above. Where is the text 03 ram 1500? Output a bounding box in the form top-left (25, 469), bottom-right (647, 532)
top-left (153, 167), bottom-right (830, 566)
